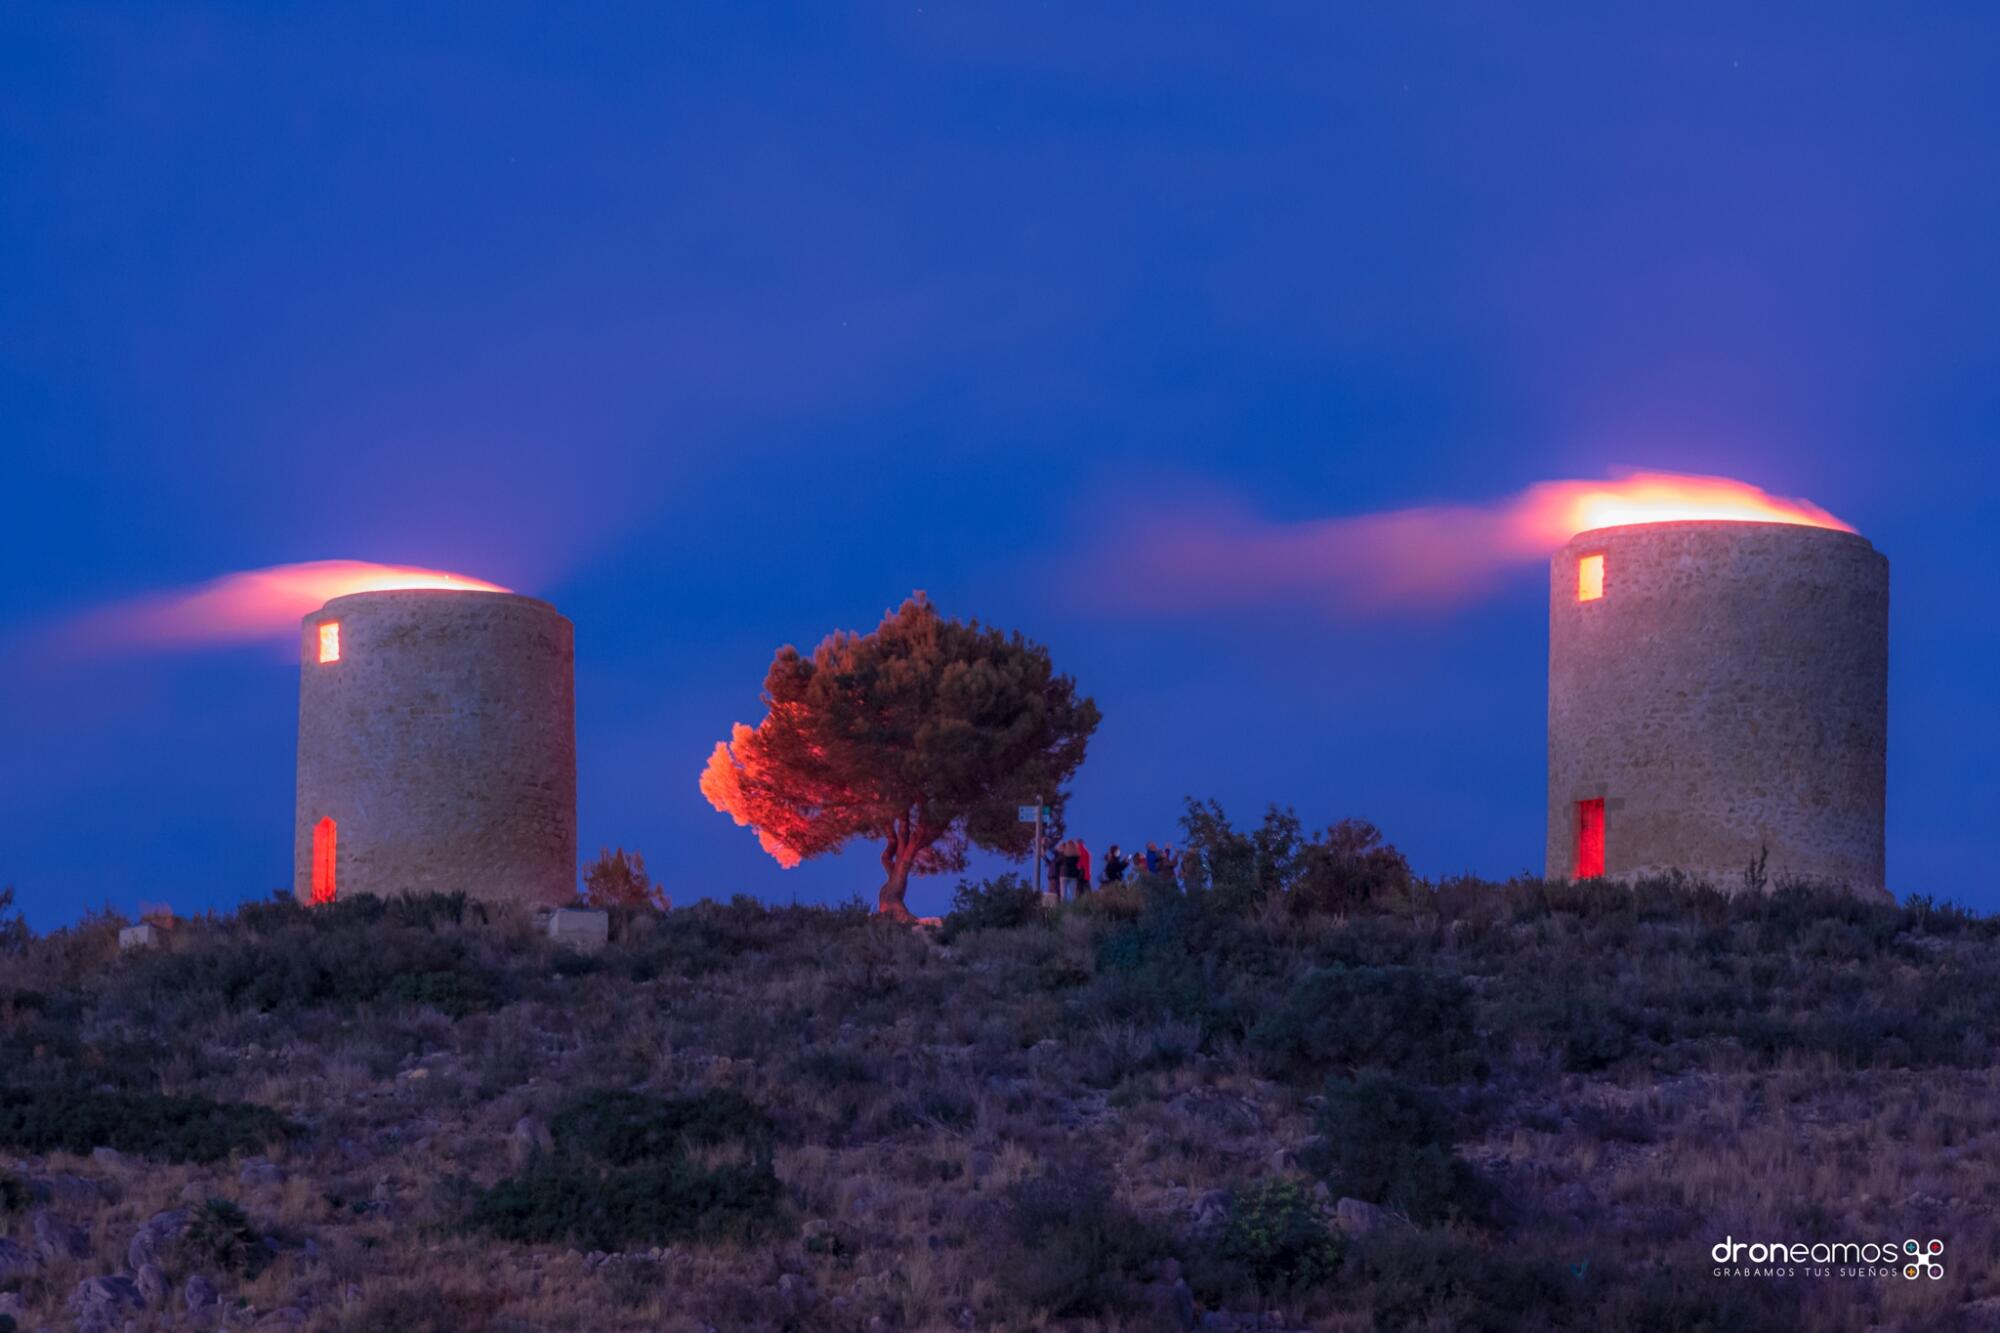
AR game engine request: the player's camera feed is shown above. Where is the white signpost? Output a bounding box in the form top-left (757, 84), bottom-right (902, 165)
top-left (1021, 802), bottom-right (1049, 897)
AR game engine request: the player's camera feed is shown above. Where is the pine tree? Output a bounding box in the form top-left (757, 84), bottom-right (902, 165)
top-left (701, 594), bottom-right (1099, 920)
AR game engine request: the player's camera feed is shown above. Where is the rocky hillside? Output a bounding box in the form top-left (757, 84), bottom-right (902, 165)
top-left (2, 821), bottom-right (1997, 1331)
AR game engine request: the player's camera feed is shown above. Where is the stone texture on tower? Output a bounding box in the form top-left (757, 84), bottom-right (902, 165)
top-left (294, 589), bottom-right (576, 909)
top-left (1547, 520), bottom-right (1888, 899)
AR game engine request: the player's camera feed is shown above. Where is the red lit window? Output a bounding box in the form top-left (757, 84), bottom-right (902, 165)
top-left (1575, 798), bottom-right (1605, 878)
top-left (311, 817), bottom-right (337, 904)
top-left (1578, 554), bottom-right (1605, 602)
top-left (318, 621), bottom-right (341, 663)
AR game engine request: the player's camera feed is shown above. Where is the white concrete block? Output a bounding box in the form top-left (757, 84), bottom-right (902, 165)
top-left (547, 907), bottom-right (609, 953)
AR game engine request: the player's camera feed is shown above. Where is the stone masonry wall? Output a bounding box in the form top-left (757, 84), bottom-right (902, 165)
top-left (1547, 520), bottom-right (1888, 899)
top-left (294, 590), bottom-right (576, 909)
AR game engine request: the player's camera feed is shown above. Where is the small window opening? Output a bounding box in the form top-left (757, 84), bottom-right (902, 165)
top-left (311, 816), bottom-right (338, 904)
top-left (1578, 554), bottom-right (1605, 602)
top-left (1575, 798), bottom-right (1605, 878)
top-left (318, 621), bottom-right (341, 663)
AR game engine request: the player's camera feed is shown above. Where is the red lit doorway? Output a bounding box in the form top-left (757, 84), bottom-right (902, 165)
top-left (312, 817), bottom-right (337, 904)
top-left (1575, 799), bottom-right (1605, 878)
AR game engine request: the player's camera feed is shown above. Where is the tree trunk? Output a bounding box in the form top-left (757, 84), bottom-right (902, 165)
top-left (877, 825), bottom-right (921, 921)
top-left (877, 858), bottom-right (915, 921)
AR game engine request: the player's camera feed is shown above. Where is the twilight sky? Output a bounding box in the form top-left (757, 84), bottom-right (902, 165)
top-left (4, 4), bottom-right (1998, 927)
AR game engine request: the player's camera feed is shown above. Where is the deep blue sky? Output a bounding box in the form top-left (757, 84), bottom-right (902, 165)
top-left (4, 5), bottom-right (1997, 927)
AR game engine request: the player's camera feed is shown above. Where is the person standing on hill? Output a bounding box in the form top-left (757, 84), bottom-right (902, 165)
top-left (1076, 839), bottom-right (1093, 894)
top-left (1057, 840), bottom-right (1081, 901)
top-left (1144, 841), bottom-right (1162, 875)
top-left (1102, 844), bottom-right (1127, 883)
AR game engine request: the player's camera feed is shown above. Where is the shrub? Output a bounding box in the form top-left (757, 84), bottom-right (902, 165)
top-left (1491, 995), bottom-right (1647, 1072)
top-left (939, 874), bottom-right (1043, 942)
top-left (385, 969), bottom-right (497, 1017)
top-left (1073, 879), bottom-right (1145, 921)
top-left (795, 1049), bottom-right (874, 1086)
top-left (0, 885), bottom-right (27, 956)
top-left (1178, 799), bottom-right (1301, 910)
top-left (179, 1197), bottom-right (271, 1278)
top-left (1085, 878), bottom-right (1249, 1032)
top-left (1589, 1263), bottom-right (1800, 1331)
top-left (0, 1166), bottom-right (29, 1213)
top-left (623, 898), bottom-right (871, 980)
top-left (1302, 1071), bottom-right (1487, 1224)
top-left (548, 1088), bottom-right (772, 1165)
top-left (580, 847), bottom-right (669, 911)
top-left (109, 892), bottom-right (504, 1018)
top-left (0, 1085), bottom-right (295, 1163)
top-left (601, 1254), bottom-right (664, 1308)
top-left (1248, 964), bottom-right (1479, 1082)
top-left (1358, 1230), bottom-right (1571, 1330)
top-left (464, 1155), bottom-right (786, 1249)
top-left (1287, 820), bottom-right (1413, 915)
top-left (1176, 802), bottom-right (1413, 916)
top-left (994, 1163), bottom-right (1167, 1318)
top-left (1202, 1178), bottom-right (1345, 1299)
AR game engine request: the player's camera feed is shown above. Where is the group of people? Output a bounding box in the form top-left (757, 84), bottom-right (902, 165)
top-left (1043, 837), bottom-right (1199, 900)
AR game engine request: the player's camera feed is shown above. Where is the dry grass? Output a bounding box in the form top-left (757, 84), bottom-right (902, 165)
top-left (2, 878), bottom-right (1998, 1329)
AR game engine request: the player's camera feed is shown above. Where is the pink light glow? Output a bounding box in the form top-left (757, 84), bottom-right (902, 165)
top-left (68, 560), bottom-right (509, 651)
top-left (1084, 470), bottom-right (1855, 615)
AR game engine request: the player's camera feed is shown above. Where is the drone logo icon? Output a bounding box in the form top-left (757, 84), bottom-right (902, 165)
top-left (1902, 1239), bottom-right (1943, 1280)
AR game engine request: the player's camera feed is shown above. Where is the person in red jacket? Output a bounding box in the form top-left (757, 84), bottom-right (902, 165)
top-left (1075, 840), bottom-right (1093, 894)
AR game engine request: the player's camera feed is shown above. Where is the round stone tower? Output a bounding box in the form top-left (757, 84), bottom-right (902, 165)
top-left (294, 589), bottom-right (576, 909)
top-left (1547, 520), bottom-right (1888, 898)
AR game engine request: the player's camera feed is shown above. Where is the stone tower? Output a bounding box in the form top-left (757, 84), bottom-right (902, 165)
top-left (1547, 520), bottom-right (1888, 898)
top-left (294, 588), bottom-right (576, 909)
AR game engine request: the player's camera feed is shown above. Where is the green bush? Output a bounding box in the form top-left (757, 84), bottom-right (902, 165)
top-left (0, 1085), bottom-right (295, 1163)
top-left (1358, 1230), bottom-right (1571, 1329)
top-left (1302, 1071), bottom-right (1487, 1225)
top-left (939, 874), bottom-right (1043, 943)
top-left (1205, 1178), bottom-right (1345, 1298)
top-left (1494, 995), bottom-right (1648, 1072)
top-left (1175, 801), bottom-right (1413, 915)
top-left (624, 898), bottom-right (872, 980)
top-left (385, 968), bottom-right (497, 1016)
top-left (179, 1197), bottom-right (271, 1278)
top-left (994, 1163), bottom-right (1168, 1319)
top-left (108, 891), bottom-right (504, 1018)
top-left (0, 885), bottom-right (30, 956)
top-left (1086, 878), bottom-right (1249, 1032)
top-left (548, 1088), bottom-right (772, 1165)
top-left (464, 1155), bottom-right (786, 1249)
top-left (1287, 820), bottom-right (1413, 916)
top-left (1248, 964), bottom-right (1479, 1082)
top-left (0, 1166), bottom-right (29, 1213)
top-left (1178, 799), bottom-right (1300, 910)
top-left (795, 1049), bottom-right (874, 1085)
top-left (1589, 1263), bottom-right (1800, 1332)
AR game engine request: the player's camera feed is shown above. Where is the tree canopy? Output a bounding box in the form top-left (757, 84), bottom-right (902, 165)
top-left (700, 594), bottom-right (1099, 919)
top-left (580, 847), bottom-right (670, 912)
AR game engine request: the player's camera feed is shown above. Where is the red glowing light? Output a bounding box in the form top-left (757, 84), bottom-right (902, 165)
top-left (318, 621), bottom-right (341, 663)
top-left (1575, 799), bottom-right (1605, 879)
top-left (311, 816), bottom-right (338, 904)
top-left (1577, 554), bottom-right (1604, 602)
